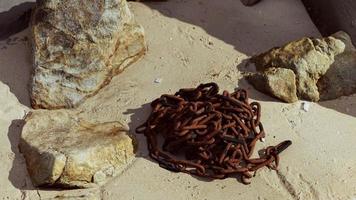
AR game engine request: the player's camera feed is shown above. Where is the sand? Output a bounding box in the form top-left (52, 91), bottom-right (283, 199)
top-left (0, 0), bottom-right (355, 199)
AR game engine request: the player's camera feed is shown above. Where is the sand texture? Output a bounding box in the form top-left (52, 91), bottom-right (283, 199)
top-left (0, 0), bottom-right (355, 199)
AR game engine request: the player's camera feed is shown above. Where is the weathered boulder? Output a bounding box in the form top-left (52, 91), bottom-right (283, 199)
top-left (247, 68), bottom-right (298, 103)
top-left (318, 31), bottom-right (356, 100)
top-left (19, 109), bottom-right (136, 188)
top-left (249, 34), bottom-right (345, 102)
top-left (30, 0), bottom-right (146, 109)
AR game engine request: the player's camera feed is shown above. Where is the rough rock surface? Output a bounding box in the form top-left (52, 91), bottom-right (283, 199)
top-left (249, 34), bottom-right (345, 102)
top-left (19, 109), bottom-right (136, 188)
top-left (318, 31), bottom-right (356, 100)
top-left (30, 0), bottom-right (146, 109)
top-left (247, 68), bottom-right (298, 103)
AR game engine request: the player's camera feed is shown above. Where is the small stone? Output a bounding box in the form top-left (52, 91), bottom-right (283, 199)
top-left (19, 109), bottom-right (136, 188)
top-left (302, 102), bottom-right (310, 112)
top-left (93, 171), bottom-right (106, 184)
top-left (154, 78), bottom-right (162, 83)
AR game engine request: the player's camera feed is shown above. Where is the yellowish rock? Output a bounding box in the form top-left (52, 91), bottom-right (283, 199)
top-left (19, 109), bottom-right (136, 188)
top-left (247, 67), bottom-right (298, 103)
top-left (30, 0), bottom-right (146, 109)
top-left (318, 31), bottom-right (356, 100)
top-left (250, 35), bottom-right (345, 102)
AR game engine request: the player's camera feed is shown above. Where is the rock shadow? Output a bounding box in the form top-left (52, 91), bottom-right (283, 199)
top-left (124, 103), bottom-right (152, 158)
top-left (0, 33), bottom-right (32, 107)
top-left (236, 58), bottom-right (283, 103)
top-left (0, 2), bottom-right (34, 41)
top-left (301, 0), bottom-right (356, 45)
top-left (318, 95), bottom-right (356, 118)
top-left (0, 2), bottom-right (34, 107)
top-left (237, 77), bottom-right (280, 103)
top-left (7, 119), bottom-right (35, 190)
top-left (137, 0), bottom-right (319, 56)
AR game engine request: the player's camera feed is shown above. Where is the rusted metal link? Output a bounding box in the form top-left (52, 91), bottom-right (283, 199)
top-left (136, 82), bottom-right (291, 184)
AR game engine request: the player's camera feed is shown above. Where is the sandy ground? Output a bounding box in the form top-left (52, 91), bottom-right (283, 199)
top-left (0, 0), bottom-right (355, 199)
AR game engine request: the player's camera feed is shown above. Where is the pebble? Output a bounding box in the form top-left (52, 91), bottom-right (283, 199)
top-left (302, 101), bottom-right (310, 112)
top-left (154, 78), bottom-right (162, 83)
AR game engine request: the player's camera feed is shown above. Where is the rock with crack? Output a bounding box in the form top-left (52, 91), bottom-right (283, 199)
top-left (19, 109), bottom-right (136, 188)
top-left (247, 68), bottom-right (298, 103)
top-left (317, 31), bottom-right (356, 100)
top-left (30, 0), bottom-right (146, 109)
top-left (249, 33), bottom-right (346, 102)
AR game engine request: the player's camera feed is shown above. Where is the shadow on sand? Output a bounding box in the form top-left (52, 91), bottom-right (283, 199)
top-left (0, 2), bottom-right (34, 107)
top-left (7, 119), bottom-right (35, 190)
top-left (0, 2), bottom-right (34, 41)
top-left (0, 34), bottom-right (32, 107)
top-left (135, 0), bottom-right (356, 117)
top-left (138, 0), bottom-right (319, 56)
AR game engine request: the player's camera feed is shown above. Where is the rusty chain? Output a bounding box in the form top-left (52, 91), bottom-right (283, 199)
top-left (136, 82), bottom-right (291, 184)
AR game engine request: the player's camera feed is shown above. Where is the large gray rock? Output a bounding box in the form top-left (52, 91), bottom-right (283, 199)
top-left (317, 31), bottom-right (356, 100)
top-left (249, 34), bottom-right (345, 102)
top-left (30, 0), bottom-right (146, 109)
top-left (19, 109), bottom-right (136, 188)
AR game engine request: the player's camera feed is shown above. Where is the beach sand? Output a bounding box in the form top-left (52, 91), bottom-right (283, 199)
top-left (0, 0), bottom-right (355, 199)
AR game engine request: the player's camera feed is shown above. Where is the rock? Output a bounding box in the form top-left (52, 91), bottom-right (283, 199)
top-left (317, 31), bottom-right (356, 100)
top-left (247, 68), bottom-right (298, 103)
top-left (19, 109), bottom-right (136, 188)
top-left (30, 0), bottom-right (146, 109)
top-left (250, 34), bottom-right (345, 102)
